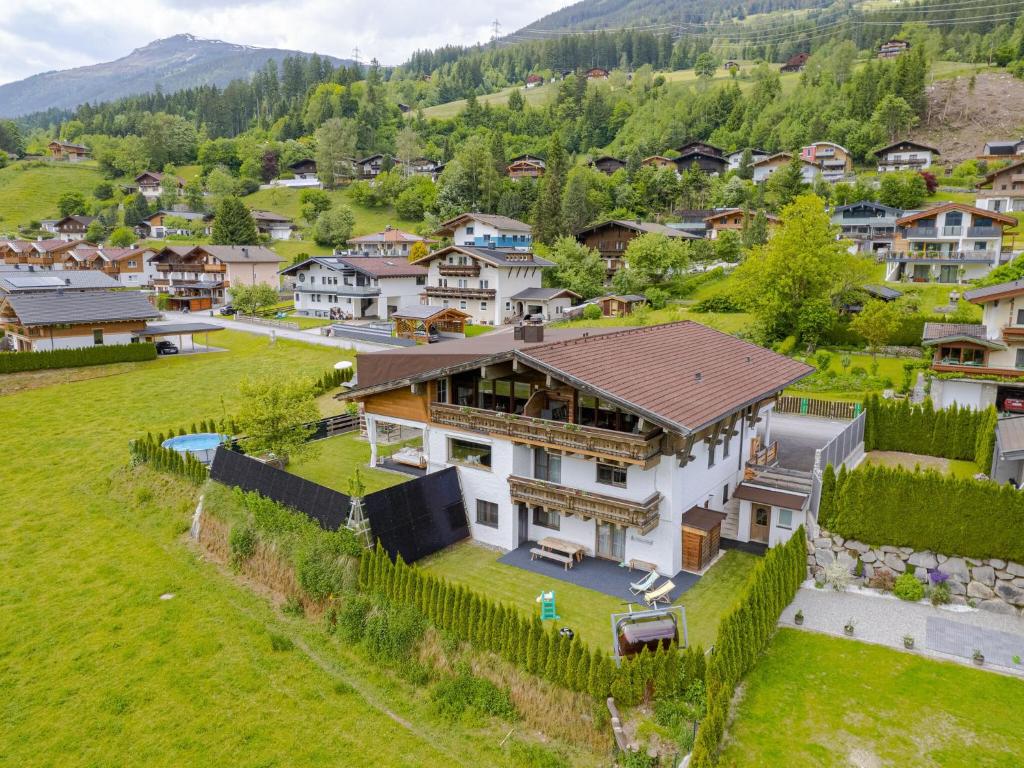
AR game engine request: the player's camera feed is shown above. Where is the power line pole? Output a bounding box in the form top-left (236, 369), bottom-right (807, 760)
top-left (352, 46), bottom-right (361, 67)
top-left (491, 18), bottom-right (501, 48)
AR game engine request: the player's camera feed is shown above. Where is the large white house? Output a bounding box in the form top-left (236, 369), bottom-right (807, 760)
top-left (346, 322), bottom-right (814, 575)
top-left (280, 255), bottom-right (427, 321)
top-left (874, 139), bottom-right (940, 172)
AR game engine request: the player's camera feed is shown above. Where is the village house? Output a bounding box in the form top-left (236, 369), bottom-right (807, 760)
top-left (590, 155), bottom-right (626, 175)
top-left (139, 210), bottom-right (213, 239)
top-left (47, 140), bottom-right (89, 162)
top-left (58, 245), bottom-right (157, 287)
top-left (875, 139), bottom-right (940, 172)
top-left (671, 210), bottom-right (719, 238)
top-left (780, 52), bottom-right (809, 73)
top-left (0, 266), bottom-right (120, 296)
top-left (404, 157), bottom-right (443, 180)
top-left (280, 255), bottom-right (427, 321)
top-left (343, 321), bottom-right (813, 574)
top-left (272, 159), bottom-right (321, 188)
top-left (347, 226), bottom-right (432, 257)
top-left (674, 141), bottom-right (727, 176)
top-left (570, 294), bottom-right (647, 318)
top-left (525, 74), bottom-right (544, 88)
top-left (751, 152), bottom-right (819, 184)
top-left (507, 155), bottom-right (546, 180)
top-left (39, 219), bottom-right (59, 234)
top-left (0, 290), bottom-right (159, 351)
top-left (831, 201), bottom-right (903, 254)
top-left (726, 148), bottom-right (769, 170)
top-left (800, 141), bottom-right (853, 182)
top-left (975, 159), bottom-right (1024, 214)
top-left (586, 67), bottom-right (610, 80)
top-left (435, 212), bottom-right (533, 249)
top-left (924, 279), bottom-right (1024, 413)
top-left (0, 238), bottom-right (86, 268)
top-left (575, 220), bottom-right (698, 279)
top-left (54, 215), bottom-right (96, 242)
top-left (250, 210), bottom-right (295, 241)
top-left (148, 244), bottom-right (281, 311)
top-left (877, 39), bottom-right (911, 59)
top-left (135, 171), bottom-right (186, 200)
top-left (703, 209), bottom-right (780, 240)
top-left (981, 139), bottom-right (1024, 159)
top-left (642, 156), bottom-right (677, 172)
top-left (883, 202), bottom-right (1016, 283)
top-left (289, 159), bottom-right (318, 179)
top-left (357, 154), bottom-right (394, 179)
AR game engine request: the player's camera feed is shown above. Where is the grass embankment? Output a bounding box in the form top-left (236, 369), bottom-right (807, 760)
top-left (0, 160), bottom-right (105, 229)
top-left (718, 629), bottom-right (1024, 767)
top-left (0, 331), bottom-right (583, 766)
top-left (863, 450), bottom-right (981, 479)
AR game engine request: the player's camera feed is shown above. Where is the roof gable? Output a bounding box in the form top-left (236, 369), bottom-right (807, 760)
top-left (896, 202), bottom-right (1016, 227)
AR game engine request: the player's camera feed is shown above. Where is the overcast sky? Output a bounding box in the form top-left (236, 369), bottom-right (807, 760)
top-left (0, 0), bottom-right (568, 85)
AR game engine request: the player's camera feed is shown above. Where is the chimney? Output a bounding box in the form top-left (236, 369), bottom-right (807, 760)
top-left (695, 371), bottom-right (703, 382)
top-left (65, 277), bottom-right (71, 285)
top-left (242, 247), bottom-right (249, 258)
top-left (523, 325), bottom-right (544, 343)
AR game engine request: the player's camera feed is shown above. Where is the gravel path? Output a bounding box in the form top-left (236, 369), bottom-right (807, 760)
top-left (161, 310), bottom-right (391, 352)
top-left (783, 584), bottom-right (1024, 676)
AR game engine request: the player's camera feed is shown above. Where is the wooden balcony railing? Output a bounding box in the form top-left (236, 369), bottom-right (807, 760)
top-left (430, 402), bottom-right (662, 467)
top-left (508, 475), bottom-right (661, 534)
top-left (438, 264), bottom-right (481, 277)
top-left (425, 286), bottom-right (496, 300)
top-left (156, 263), bottom-right (225, 273)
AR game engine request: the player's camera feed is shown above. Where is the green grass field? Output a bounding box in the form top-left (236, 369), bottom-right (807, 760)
top-left (718, 630), bottom-right (1024, 767)
top-left (244, 185), bottom-right (419, 237)
top-left (0, 160), bottom-right (105, 230)
top-left (554, 303), bottom-right (754, 335)
top-left (287, 432), bottom-right (417, 494)
top-left (863, 450), bottom-right (981, 479)
top-left (0, 331), bottom-right (588, 766)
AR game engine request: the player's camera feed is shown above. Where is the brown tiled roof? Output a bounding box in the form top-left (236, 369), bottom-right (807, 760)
top-left (518, 322), bottom-right (813, 433)
top-left (681, 505), bottom-right (727, 532)
top-left (922, 322), bottom-right (986, 341)
top-left (336, 256), bottom-right (427, 278)
top-left (896, 202), bottom-right (1016, 227)
top-left (732, 482), bottom-right (809, 510)
top-left (348, 227), bottom-right (428, 244)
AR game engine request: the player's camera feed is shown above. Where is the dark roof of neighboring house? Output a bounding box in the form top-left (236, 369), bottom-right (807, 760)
top-left (280, 255), bottom-right (426, 279)
top-left (983, 141), bottom-right (1020, 153)
top-left (391, 305), bottom-right (470, 320)
top-left (151, 245), bottom-right (281, 263)
top-left (896, 202), bottom-right (1017, 227)
top-left (981, 158), bottom-right (1024, 184)
top-left (289, 158), bottom-right (316, 169)
top-left (864, 285), bottom-right (902, 301)
top-left (590, 155), bottom-right (625, 164)
top-left (600, 294), bottom-right (647, 303)
top-left (250, 210), bottom-right (293, 223)
top-left (704, 208), bottom-right (780, 224)
top-left (873, 139), bottom-right (941, 155)
top-left (680, 505), bottom-right (727, 532)
top-left (135, 170), bottom-right (185, 185)
top-left (0, 270), bottom-right (119, 293)
top-left (412, 245), bottom-right (554, 268)
top-left (920, 322), bottom-right (1002, 349)
top-left (964, 279), bottom-right (1024, 303)
top-left (55, 215), bottom-right (95, 228)
top-left (434, 212), bottom-right (532, 235)
top-left (732, 481), bottom-right (809, 510)
top-left (577, 220), bottom-right (700, 239)
top-left (50, 141), bottom-right (88, 150)
top-left (146, 210), bottom-right (211, 222)
top-left (2, 290), bottom-right (159, 326)
top-left (833, 201), bottom-right (904, 216)
top-left (348, 227), bottom-right (429, 245)
top-left (509, 287), bottom-right (580, 301)
top-left (509, 154), bottom-right (545, 164)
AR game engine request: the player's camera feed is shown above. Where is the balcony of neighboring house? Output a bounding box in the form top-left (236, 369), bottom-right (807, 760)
top-left (156, 262), bottom-right (225, 274)
top-left (886, 249), bottom-right (998, 264)
top-left (152, 278), bottom-right (170, 287)
top-left (299, 283), bottom-right (381, 297)
top-left (430, 402), bottom-right (663, 467)
top-left (472, 235), bottom-right (531, 248)
top-left (967, 226), bottom-right (1003, 238)
top-left (424, 285), bottom-right (497, 300)
top-left (1002, 326), bottom-right (1024, 342)
top-left (507, 475), bottom-right (662, 534)
top-left (931, 344), bottom-right (991, 374)
top-left (438, 263), bottom-right (481, 277)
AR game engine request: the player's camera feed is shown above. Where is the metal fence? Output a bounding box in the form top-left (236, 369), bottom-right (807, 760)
top-left (777, 396), bottom-right (862, 420)
top-left (814, 409), bottom-right (866, 473)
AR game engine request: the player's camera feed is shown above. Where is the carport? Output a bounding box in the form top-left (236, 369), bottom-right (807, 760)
top-left (132, 322), bottom-right (225, 353)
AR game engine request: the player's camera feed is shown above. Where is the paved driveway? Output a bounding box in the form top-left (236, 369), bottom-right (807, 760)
top-left (771, 412), bottom-right (849, 472)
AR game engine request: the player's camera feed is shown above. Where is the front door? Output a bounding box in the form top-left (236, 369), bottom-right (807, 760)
top-left (596, 522), bottom-right (626, 561)
top-left (517, 503), bottom-right (529, 546)
top-left (750, 506), bottom-right (770, 543)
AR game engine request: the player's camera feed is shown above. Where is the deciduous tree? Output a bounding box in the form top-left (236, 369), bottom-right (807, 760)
top-left (234, 375), bottom-right (319, 463)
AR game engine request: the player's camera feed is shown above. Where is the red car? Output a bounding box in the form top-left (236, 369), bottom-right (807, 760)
top-left (1003, 397), bottom-right (1024, 413)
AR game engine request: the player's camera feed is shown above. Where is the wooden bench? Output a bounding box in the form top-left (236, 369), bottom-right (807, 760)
top-left (627, 558), bottom-right (658, 574)
top-left (530, 547), bottom-right (574, 570)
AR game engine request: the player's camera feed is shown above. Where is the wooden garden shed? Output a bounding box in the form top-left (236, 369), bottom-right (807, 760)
top-left (681, 505), bottom-right (726, 573)
top-left (392, 305), bottom-right (469, 343)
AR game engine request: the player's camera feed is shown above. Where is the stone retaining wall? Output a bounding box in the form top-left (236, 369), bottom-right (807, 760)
top-left (809, 530), bottom-right (1024, 616)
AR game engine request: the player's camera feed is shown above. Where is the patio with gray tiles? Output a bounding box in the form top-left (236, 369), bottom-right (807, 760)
top-left (497, 542), bottom-right (699, 604)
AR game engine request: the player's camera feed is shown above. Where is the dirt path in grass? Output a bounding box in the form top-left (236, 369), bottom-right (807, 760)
top-left (863, 450), bottom-right (952, 473)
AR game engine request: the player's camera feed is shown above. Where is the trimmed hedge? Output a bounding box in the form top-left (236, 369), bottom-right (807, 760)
top-left (0, 342), bottom-right (157, 373)
top-left (690, 529), bottom-right (806, 767)
top-left (129, 432), bottom-right (208, 484)
top-left (863, 395), bottom-right (997, 473)
top-left (820, 464), bottom-right (1024, 563)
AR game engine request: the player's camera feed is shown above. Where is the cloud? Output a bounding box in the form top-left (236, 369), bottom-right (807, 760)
top-left (0, 0), bottom-right (567, 85)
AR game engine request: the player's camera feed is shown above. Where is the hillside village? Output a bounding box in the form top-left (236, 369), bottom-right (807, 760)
top-left (4, 9), bottom-right (1024, 768)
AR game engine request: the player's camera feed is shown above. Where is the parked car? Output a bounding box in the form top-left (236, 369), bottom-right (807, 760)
top-left (219, 304), bottom-right (236, 316)
top-left (1004, 397), bottom-right (1024, 413)
top-left (155, 340), bottom-right (179, 355)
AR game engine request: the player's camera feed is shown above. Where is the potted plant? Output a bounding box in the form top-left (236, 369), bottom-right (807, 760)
top-left (972, 649), bottom-right (984, 666)
top-left (794, 609), bottom-right (804, 626)
top-left (903, 635), bottom-right (915, 649)
top-left (843, 618), bottom-right (856, 637)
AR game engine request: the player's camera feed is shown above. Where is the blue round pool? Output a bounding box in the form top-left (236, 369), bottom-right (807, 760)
top-left (162, 432), bottom-right (228, 464)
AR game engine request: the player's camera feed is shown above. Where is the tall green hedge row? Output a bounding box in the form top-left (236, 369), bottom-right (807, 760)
top-left (312, 365), bottom-right (354, 395)
top-left (863, 395), bottom-right (997, 472)
top-left (690, 530), bottom-right (806, 767)
top-left (819, 464), bottom-right (1024, 563)
top-left (0, 342), bottom-right (157, 373)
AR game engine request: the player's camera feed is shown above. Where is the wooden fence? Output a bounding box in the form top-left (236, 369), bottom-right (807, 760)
top-left (777, 396), bottom-right (861, 420)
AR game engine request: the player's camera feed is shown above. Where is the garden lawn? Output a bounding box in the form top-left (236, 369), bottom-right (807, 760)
top-left (464, 324), bottom-right (497, 337)
top-left (287, 431), bottom-right (416, 494)
top-left (419, 542), bottom-right (757, 653)
top-left (0, 330), bottom-right (564, 767)
top-left (718, 629), bottom-right (1024, 767)
top-left (863, 450), bottom-right (980, 479)
top-left (786, 352), bottom-right (923, 401)
top-left (0, 160), bottom-right (105, 228)
top-left (555, 304), bottom-right (753, 336)
top-left (243, 185), bottom-right (420, 239)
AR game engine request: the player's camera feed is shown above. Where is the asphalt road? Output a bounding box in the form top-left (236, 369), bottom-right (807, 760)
top-left (771, 412), bottom-right (849, 472)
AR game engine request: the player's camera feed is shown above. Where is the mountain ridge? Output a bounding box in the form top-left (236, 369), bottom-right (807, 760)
top-left (0, 34), bottom-right (352, 118)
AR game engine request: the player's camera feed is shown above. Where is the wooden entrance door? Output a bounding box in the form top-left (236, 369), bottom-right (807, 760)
top-left (750, 506), bottom-right (770, 543)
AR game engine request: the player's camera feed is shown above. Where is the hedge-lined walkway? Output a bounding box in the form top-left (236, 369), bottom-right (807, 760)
top-left (781, 586), bottom-right (1024, 676)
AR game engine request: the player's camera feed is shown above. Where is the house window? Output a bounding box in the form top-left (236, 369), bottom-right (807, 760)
top-left (1016, 349), bottom-right (1024, 369)
top-left (465, 225), bottom-right (475, 235)
top-left (459, 300), bottom-right (467, 310)
top-left (449, 437), bottom-right (492, 469)
top-left (127, 260), bottom-right (136, 268)
top-left (416, 276), bottom-right (426, 285)
top-left (534, 448), bottom-right (561, 483)
top-left (298, 272), bottom-right (306, 282)
top-left (596, 462), bottom-right (627, 487)
top-left (476, 499), bottom-right (499, 528)
top-left (505, 302), bottom-right (511, 311)
top-left (310, 275), bottom-right (316, 284)
top-left (92, 329), bottom-right (104, 345)
top-left (533, 506), bottom-right (560, 530)
top-left (777, 508), bottom-right (793, 530)
top-left (1016, 309), bottom-right (1024, 326)
top-left (442, 300), bottom-right (449, 307)
top-left (479, 280), bottom-right (489, 289)
top-left (458, 279), bottom-right (468, 289)
top-left (435, 378), bottom-right (448, 403)
top-left (480, 302), bottom-right (488, 311)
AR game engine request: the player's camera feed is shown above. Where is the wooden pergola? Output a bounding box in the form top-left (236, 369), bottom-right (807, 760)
top-left (392, 306), bottom-right (470, 343)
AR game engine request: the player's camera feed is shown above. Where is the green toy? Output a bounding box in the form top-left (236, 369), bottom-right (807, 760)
top-left (536, 590), bottom-right (559, 621)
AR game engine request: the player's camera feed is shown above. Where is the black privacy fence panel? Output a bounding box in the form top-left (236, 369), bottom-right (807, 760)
top-left (365, 467), bottom-right (469, 563)
top-left (209, 448), bottom-right (469, 563)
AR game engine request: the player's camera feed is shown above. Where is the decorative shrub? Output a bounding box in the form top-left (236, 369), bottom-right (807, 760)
top-left (229, 524), bottom-right (257, 565)
top-left (0, 342), bottom-right (156, 373)
top-left (362, 603), bottom-right (425, 662)
top-left (894, 572), bottom-right (924, 602)
top-left (824, 559), bottom-right (852, 591)
top-left (582, 303), bottom-right (602, 320)
top-left (930, 581), bottom-right (951, 606)
top-left (868, 568), bottom-right (896, 592)
top-left (431, 664), bottom-right (517, 721)
top-left (692, 294), bottom-right (742, 313)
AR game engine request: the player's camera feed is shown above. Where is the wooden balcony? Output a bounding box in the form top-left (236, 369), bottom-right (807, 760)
top-left (156, 262), bottom-right (225, 273)
top-left (508, 475), bottom-right (661, 534)
top-left (430, 402), bottom-right (662, 467)
top-left (424, 286), bottom-right (496, 300)
top-left (1003, 326), bottom-right (1024, 341)
top-left (438, 264), bottom-right (481, 277)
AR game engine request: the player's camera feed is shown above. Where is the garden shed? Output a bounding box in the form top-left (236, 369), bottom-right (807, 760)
top-left (681, 505), bottom-right (726, 572)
